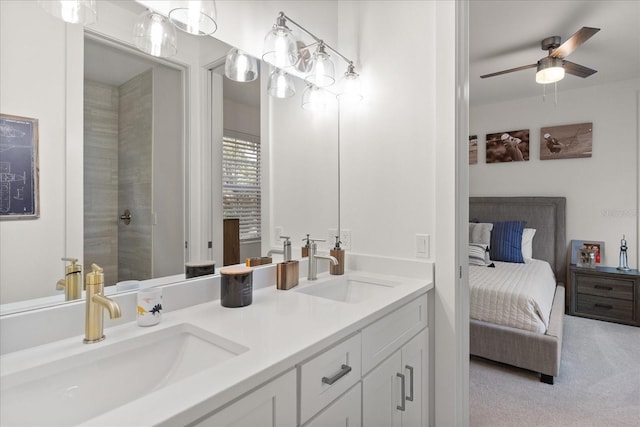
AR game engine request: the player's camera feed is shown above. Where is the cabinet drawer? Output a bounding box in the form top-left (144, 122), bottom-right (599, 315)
top-left (576, 294), bottom-right (633, 321)
top-left (575, 274), bottom-right (633, 300)
top-left (361, 294), bottom-right (428, 374)
top-left (303, 383), bottom-right (361, 427)
top-left (299, 333), bottom-right (361, 424)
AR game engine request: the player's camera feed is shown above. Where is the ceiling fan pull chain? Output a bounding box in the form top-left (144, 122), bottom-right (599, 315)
top-left (542, 83), bottom-right (546, 102)
top-left (554, 81), bottom-right (558, 106)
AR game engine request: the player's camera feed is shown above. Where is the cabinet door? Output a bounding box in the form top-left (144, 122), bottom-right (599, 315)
top-left (362, 351), bottom-right (402, 427)
top-left (195, 369), bottom-right (296, 427)
top-left (401, 330), bottom-right (428, 427)
top-left (304, 383), bottom-right (362, 427)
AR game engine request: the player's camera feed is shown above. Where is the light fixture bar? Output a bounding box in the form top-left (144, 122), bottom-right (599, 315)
top-left (278, 12), bottom-right (354, 68)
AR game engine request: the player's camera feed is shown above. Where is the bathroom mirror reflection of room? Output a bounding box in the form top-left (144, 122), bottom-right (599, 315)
top-left (84, 35), bottom-right (185, 287)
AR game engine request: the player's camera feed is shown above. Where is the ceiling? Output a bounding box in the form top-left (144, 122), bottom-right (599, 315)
top-left (469, 0), bottom-right (640, 107)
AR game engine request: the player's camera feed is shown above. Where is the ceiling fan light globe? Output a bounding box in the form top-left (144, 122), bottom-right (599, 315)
top-left (536, 66), bottom-right (565, 84)
top-left (536, 57), bottom-right (565, 84)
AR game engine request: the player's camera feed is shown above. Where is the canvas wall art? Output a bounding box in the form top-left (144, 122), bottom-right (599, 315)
top-left (485, 129), bottom-right (529, 163)
top-left (540, 122), bottom-right (592, 160)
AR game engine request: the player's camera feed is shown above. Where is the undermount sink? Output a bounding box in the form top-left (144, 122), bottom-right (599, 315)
top-left (295, 275), bottom-right (398, 303)
top-left (0, 323), bottom-right (248, 426)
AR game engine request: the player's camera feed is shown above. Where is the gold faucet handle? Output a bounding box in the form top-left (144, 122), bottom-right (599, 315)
top-left (86, 264), bottom-right (104, 286)
top-left (61, 257), bottom-right (82, 274)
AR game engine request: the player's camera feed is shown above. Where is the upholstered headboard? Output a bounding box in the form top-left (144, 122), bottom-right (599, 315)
top-left (469, 197), bottom-right (567, 282)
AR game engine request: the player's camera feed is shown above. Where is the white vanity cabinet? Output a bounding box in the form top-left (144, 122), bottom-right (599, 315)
top-left (361, 293), bottom-right (429, 427)
top-left (303, 383), bottom-right (362, 427)
top-left (193, 369), bottom-right (296, 427)
top-left (186, 292), bottom-right (429, 427)
top-left (362, 330), bottom-right (428, 427)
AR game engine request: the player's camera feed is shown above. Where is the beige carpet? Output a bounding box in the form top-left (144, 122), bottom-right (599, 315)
top-left (470, 315), bottom-right (640, 427)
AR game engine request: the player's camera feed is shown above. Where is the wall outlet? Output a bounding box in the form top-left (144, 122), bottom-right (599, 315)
top-left (274, 226), bottom-right (283, 244)
top-left (415, 234), bottom-right (430, 258)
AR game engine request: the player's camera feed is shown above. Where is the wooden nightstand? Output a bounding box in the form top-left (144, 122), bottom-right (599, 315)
top-left (569, 265), bottom-right (640, 326)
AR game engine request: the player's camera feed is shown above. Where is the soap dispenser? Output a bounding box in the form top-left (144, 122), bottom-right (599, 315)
top-left (329, 236), bottom-right (345, 275)
top-left (277, 236), bottom-right (299, 290)
top-left (301, 234), bottom-right (311, 258)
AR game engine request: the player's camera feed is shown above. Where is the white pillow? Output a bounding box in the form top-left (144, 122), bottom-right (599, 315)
top-left (521, 228), bottom-right (536, 260)
top-left (469, 222), bottom-right (493, 246)
top-left (469, 243), bottom-right (491, 266)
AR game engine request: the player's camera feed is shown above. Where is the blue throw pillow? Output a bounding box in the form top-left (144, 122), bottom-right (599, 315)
top-left (490, 220), bottom-right (526, 263)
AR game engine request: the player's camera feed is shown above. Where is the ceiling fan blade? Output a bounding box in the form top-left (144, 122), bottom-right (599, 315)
top-left (480, 63), bottom-right (536, 79)
top-left (550, 27), bottom-right (600, 58)
top-left (563, 60), bottom-right (598, 78)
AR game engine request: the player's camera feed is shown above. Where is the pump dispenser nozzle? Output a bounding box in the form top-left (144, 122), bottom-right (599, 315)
top-left (302, 234), bottom-right (311, 258)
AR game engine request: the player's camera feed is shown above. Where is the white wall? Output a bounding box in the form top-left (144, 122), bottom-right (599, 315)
top-left (337, 1), bottom-right (437, 259)
top-left (470, 78), bottom-right (640, 269)
top-left (0, 1), bottom-right (68, 303)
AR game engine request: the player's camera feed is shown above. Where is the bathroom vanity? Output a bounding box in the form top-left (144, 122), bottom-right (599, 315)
top-left (0, 257), bottom-right (433, 426)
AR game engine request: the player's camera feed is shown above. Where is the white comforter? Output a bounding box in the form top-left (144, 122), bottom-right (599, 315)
top-left (469, 258), bottom-right (557, 333)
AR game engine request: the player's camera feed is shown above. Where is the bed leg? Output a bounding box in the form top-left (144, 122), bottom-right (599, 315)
top-left (540, 374), bottom-right (554, 385)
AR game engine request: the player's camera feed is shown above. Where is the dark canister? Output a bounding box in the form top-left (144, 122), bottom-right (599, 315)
top-left (185, 260), bottom-right (216, 279)
top-left (220, 266), bottom-right (254, 308)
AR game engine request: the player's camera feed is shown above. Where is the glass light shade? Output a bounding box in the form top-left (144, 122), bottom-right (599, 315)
top-left (267, 69), bottom-right (295, 99)
top-left (133, 11), bottom-right (178, 58)
top-left (337, 67), bottom-right (363, 103)
top-left (169, 0), bottom-right (217, 36)
top-left (225, 48), bottom-right (259, 82)
top-left (38, 0), bottom-right (97, 25)
top-left (306, 45), bottom-right (335, 88)
top-left (536, 57), bottom-right (565, 84)
top-left (302, 85), bottom-right (327, 111)
top-left (262, 25), bottom-right (298, 68)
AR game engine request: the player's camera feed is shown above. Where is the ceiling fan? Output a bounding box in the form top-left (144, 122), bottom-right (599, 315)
top-left (480, 27), bottom-right (600, 83)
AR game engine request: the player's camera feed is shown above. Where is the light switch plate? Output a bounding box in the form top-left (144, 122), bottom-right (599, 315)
top-left (415, 234), bottom-right (429, 258)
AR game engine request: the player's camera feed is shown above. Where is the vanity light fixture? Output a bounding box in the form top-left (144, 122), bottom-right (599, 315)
top-left (168, 0), bottom-right (217, 36)
top-left (38, 0), bottom-right (97, 25)
top-left (301, 84), bottom-right (327, 112)
top-left (306, 43), bottom-right (335, 88)
top-left (262, 11), bottom-right (362, 103)
top-left (262, 13), bottom-right (299, 68)
top-left (535, 57), bottom-right (565, 84)
top-left (133, 10), bottom-right (178, 58)
top-left (337, 63), bottom-right (363, 103)
top-left (267, 68), bottom-right (296, 99)
top-left (225, 48), bottom-right (259, 82)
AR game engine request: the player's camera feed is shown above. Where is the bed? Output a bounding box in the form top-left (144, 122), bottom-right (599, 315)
top-left (469, 196), bottom-right (566, 384)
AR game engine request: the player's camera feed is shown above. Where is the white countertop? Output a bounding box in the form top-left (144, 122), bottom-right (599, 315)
top-left (1, 270), bottom-right (432, 426)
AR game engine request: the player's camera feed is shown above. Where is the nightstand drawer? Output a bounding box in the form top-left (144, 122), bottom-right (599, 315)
top-left (574, 275), bottom-right (633, 300)
top-left (576, 294), bottom-right (633, 321)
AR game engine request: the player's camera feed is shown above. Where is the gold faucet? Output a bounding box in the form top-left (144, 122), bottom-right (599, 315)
top-left (56, 257), bottom-right (83, 301)
top-left (84, 264), bottom-right (122, 344)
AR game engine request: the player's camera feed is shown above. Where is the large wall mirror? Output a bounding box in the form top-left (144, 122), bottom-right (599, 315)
top-left (0, 0), bottom-right (339, 315)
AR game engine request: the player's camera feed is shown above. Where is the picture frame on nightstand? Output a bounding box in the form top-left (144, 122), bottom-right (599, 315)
top-left (570, 240), bottom-right (604, 265)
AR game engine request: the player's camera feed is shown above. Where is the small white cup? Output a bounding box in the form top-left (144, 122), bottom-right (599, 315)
top-left (137, 287), bottom-right (163, 327)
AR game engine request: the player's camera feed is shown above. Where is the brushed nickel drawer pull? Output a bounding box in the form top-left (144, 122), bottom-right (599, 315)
top-left (321, 364), bottom-right (352, 385)
top-left (397, 373), bottom-right (406, 411)
top-left (594, 285), bottom-right (613, 291)
top-left (594, 303), bottom-right (613, 309)
top-left (405, 365), bottom-right (414, 402)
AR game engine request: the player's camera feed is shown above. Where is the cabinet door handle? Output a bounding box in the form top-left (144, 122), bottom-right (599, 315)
top-left (321, 364), bottom-right (352, 385)
top-left (397, 373), bottom-right (406, 411)
top-left (594, 303), bottom-right (613, 309)
top-left (594, 285), bottom-right (613, 291)
top-left (405, 365), bottom-right (414, 402)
